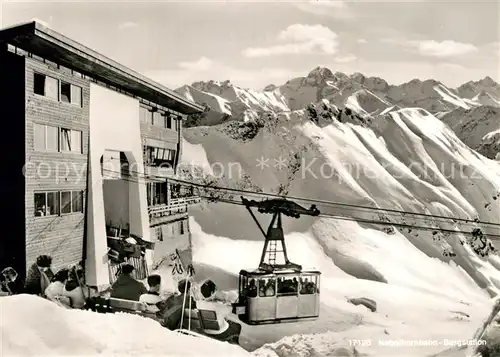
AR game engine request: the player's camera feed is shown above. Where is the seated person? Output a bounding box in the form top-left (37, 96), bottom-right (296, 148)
top-left (25, 255), bottom-right (54, 297)
top-left (45, 269), bottom-right (72, 307)
top-left (63, 265), bottom-right (98, 309)
top-left (157, 279), bottom-right (196, 330)
top-left (139, 274), bottom-right (163, 313)
top-left (0, 267), bottom-right (18, 296)
top-left (247, 279), bottom-right (257, 298)
top-left (197, 279), bottom-right (229, 303)
top-left (110, 264), bottom-right (147, 301)
top-left (264, 279), bottom-right (275, 297)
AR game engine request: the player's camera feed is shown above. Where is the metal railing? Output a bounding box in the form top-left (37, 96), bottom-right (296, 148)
top-left (148, 196), bottom-right (201, 218)
top-left (108, 256), bottom-right (149, 284)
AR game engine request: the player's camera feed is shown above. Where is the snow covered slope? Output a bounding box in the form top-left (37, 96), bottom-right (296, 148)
top-left (182, 107), bottom-right (500, 293)
top-left (178, 105), bottom-right (500, 355)
top-left (457, 77), bottom-right (500, 107)
top-left (175, 80), bottom-right (289, 125)
top-left (0, 294), bottom-right (250, 357)
top-left (440, 106), bottom-right (500, 159)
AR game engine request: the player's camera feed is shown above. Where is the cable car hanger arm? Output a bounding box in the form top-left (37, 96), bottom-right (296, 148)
top-left (244, 203), bottom-right (267, 238)
top-left (240, 196), bottom-right (321, 218)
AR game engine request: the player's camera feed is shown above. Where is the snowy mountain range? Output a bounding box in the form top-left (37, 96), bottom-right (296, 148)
top-left (175, 67), bottom-right (500, 119)
top-left (174, 68), bottom-right (500, 356)
top-left (175, 67), bottom-right (500, 160)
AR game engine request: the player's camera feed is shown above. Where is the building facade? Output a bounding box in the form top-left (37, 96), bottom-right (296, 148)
top-left (0, 21), bottom-right (202, 289)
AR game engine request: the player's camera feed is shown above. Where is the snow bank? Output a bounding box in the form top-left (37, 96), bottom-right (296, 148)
top-left (180, 140), bottom-right (214, 175)
top-left (0, 294), bottom-right (250, 357)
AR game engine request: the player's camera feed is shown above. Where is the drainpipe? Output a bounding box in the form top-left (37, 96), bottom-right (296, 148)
top-left (174, 115), bottom-right (182, 175)
top-left (82, 133), bottom-right (90, 268)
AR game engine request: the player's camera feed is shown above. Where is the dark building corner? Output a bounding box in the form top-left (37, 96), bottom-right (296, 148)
top-left (0, 44), bottom-right (27, 281)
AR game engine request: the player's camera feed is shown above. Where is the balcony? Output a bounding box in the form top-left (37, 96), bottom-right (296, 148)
top-left (148, 196), bottom-right (201, 223)
top-left (145, 165), bottom-right (174, 179)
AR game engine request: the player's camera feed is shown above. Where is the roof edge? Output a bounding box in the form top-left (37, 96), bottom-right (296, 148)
top-left (1, 21), bottom-right (204, 114)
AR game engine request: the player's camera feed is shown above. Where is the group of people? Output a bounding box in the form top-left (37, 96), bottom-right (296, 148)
top-left (107, 263), bottom-right (218, 331)
top-left (1, 255), bottom-right (222, 332)
top-left (26, 255), bottom-right (96, 308)
top-left (246, 276), bottom-right (318, 298)
top-left (0, 255), bottom-right (97, 310)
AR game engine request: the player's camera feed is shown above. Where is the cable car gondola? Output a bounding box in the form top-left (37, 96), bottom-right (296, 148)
top-left (232, 197), bottom-right (321, 325)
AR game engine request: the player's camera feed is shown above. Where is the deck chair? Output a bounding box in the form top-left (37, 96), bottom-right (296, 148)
top-left (180, 308), bottom-right (224, 333)
top-left (198, 309), bottom-right (224, 334)
top-left (199, 308), bottom-right (241, 344)
top-left (87, 296), bottom-right (146, 314)
top-left (175, 329), bottom-right (210, 339)
top-left (181, 308), bottom-right (204, 332)
top-left (108, 297), bottom-right (147, 313)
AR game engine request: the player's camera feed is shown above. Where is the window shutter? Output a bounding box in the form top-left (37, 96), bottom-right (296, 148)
top-left (45, 76), bottom-right (59, 100)
top-left (33, 123), bottom-right (46, 151)
top-left (46, 126), bottom-right (59, 152)
top-left (71, 85), bottom-right (82, 106)
top-left (71, 130), bottom-right (82, 153)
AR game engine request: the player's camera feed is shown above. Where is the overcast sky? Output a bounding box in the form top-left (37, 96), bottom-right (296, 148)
top-left (1, 1), bottom-right (499, 90)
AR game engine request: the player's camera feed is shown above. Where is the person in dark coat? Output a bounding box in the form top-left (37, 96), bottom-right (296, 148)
top-left (0, 267), bottom-right (18, 296)
top-left (110, 264), bottom-right (147, 301)
top-left (139, 274), bottom-right (163, 313)
top-left (157, 279), bottom-right (196, 330)
top-left (24, 255), bottom-right (54, 296)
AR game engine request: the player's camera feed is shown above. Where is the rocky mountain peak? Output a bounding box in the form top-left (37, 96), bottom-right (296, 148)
top-left (263, 84), bottom-right (278, 92)
top-left (307, 67), bottom-right (335, 80)
top-left (479, 76), bottom-right (498, 87)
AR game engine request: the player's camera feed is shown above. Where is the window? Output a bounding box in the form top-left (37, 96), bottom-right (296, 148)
top-left (33, 73), bottom-right (82, 105)
top-left (60, 82), bottom-right (71, 103)
top-left (61, 191), bottom-right (72, 213)
top-left (165, 114), bottom-right (172, 129)
top-left (33, 73), bottom-right (45, 95)
top-left (156, 148), bottom-right (164, 160)
top-left (60, 190), bottom-right (83, 214)
top-left (147, 182), bottom-right (167, 205)
top-left (152, 226), bottom-right (163, 242)
top-left (152, 111), bottom-right (163, 127)
top-left (35, 190), bottom-right (83, 217)
top-left (33, 124), bottom-right (82, 153)
top-left (34, 191), bottom-right (60, 217)
top-left (165, 149), bottom-right (176, 161)
top-left (161, 224), bottom-right (174, 240)
top-left (33, 123), bottom-right (59, 152)
top-left (60, 81), bottom-right (82, 106)
top-left (72, 191), bottom-right (83, 212)
top-left (143, 145), bottom-right (176, 167)
top-left (33, 73), bottom-right (59, 100)
top-left (60, 128), bottom-right (82, 153)
top-left (140, 106), bottom-right (152, 123)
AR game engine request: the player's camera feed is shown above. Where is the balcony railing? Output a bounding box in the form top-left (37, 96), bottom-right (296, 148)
top-left (145, 165), bottom-right (174, 178)
top-left (148, 196), bottom-right (201, 219)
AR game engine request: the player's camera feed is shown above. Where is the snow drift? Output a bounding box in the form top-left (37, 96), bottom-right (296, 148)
top-left (0, 294), bottom-right (250, 357)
